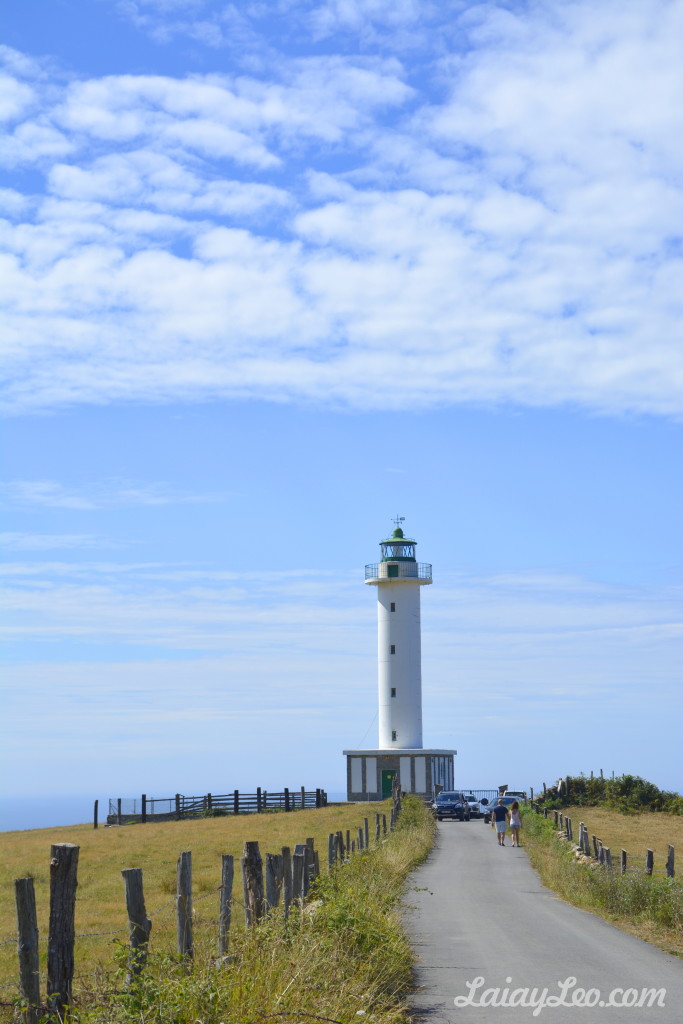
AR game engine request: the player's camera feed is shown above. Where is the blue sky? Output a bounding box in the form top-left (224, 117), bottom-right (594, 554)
top-left (1, 0), bottom-right (682, 818)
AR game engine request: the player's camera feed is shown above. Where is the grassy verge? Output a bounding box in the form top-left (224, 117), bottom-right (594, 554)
top-left (522, 807), bottom-right (683, 958)
top-left (5, 797), bottom-right (436, 1023)
top-left (0, 802), bottom-right (387, 991)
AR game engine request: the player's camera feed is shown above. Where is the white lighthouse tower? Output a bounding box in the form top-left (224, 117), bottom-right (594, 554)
top-left (343, 521), bottom-right (456, 800)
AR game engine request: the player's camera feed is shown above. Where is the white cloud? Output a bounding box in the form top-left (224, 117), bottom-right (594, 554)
top-left (0, 533), bottom-right (124, 551)
top-left (1, 2), bottom-right (682, 416)
top-left (0, 479), bottom-right (229, 509)
top-left (0, 72), bottom-right (35, 122)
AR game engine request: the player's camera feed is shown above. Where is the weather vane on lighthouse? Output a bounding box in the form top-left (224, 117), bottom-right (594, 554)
top-left (343, 522), bottom-right (456, 800)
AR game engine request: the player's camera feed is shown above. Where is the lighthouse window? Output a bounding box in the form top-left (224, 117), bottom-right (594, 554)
top-left (392, 731), bottom-right (397, 741)
top-left (391, 687), bottom-right (396, 697)
top-left (390, 602), bottom-right (396, 612)
top-left (390, 644), bottom-right (396, 654)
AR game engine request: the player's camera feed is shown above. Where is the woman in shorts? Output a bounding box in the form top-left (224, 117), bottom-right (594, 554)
top-left (509, 801), bottom-right (522, 847)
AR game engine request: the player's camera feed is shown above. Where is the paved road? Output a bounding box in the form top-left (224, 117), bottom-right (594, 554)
top-left (404, 819), bottom-right (683, 1023)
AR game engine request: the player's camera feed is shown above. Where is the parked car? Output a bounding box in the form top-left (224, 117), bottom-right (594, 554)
top-left (432, 791), bottom-right (471, 821)
top-left (503, 790), bottom-right (527, 801)
top-left (462, 793), bottom-right (483, 818)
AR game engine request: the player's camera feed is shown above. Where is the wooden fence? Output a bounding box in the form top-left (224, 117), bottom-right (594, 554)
top-left (9, 782), bottom-right (403, 1021)
top-left (103, 787), bottom-right (327, 826)
top-left (530, 802), bottom-right (675, 878)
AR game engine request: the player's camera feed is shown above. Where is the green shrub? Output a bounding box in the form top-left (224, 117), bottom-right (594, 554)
top-left (538, 774), bottom-right (682, 815)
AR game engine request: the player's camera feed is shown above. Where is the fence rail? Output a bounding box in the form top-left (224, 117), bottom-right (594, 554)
top-left (106, 787), bottom-right (327, 825)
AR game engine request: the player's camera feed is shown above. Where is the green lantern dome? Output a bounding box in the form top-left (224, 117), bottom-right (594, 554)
top-left (380, 527), bottom-right (417, 562)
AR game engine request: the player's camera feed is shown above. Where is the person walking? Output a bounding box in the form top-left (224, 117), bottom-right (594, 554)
top-left (509, 800), bottom-right (522, 847)
top-left (491, 799), bottom-right (509, 846)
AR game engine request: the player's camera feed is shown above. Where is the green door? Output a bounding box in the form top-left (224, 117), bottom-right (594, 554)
top-left (381, 770), bottom-right (397, 798)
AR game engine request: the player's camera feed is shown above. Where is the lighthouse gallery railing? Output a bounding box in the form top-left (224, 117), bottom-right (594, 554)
top-left (364, 562), bottom-right (432, 581)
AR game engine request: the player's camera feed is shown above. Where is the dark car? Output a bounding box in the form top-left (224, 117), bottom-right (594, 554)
top-left (432, 791), bottom-right (471, 821)
top-left (483, 796), bottom-right (517, 824)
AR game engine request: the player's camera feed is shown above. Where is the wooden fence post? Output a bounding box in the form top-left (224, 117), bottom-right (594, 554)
top-left (294, 844), bottom-right (310, 895)
top-left (328, 833), bottom-right (336, 872)
top-left (207, 794), bottom-right (212, 813)
top-left (364, 818), bottom-right (369, 848)
top-left (281, 847), bottom-right (292, 917)
top-left (117, 798), bottom-right (122, 825)
top-left (47, 843), bottom-right (79, 1016)
top-left (592, 835), bottom-right (600, 859)
top-left (292, 852), bottom-right (305, 904)
top-left (316, 788), bottom-right (321, 808)
top-left (382, 814), bottom-right (387, 835)
top-left (621, 850), bottom-right (627, 875)
top-left (121, 868), bottom-right (152, 984)
top-left (646, 849), bottom-right (654, 876)
top-left (265, 853), bottom-right (282, 910)
top-left (257, 787), bottom-right (262, 813)
top-left (263, 790), bottom-right (268, 809)
top-left (175, 793), bottom-right (181, 820)
top-left (234, 790), bottom-right (239, 815)
top-left (337, 830), bottom-right (345, 858)
top-left (375, 813), bottom-right (381, 842)
top-left (603, 848), bottom-right (612, 870)
top-left (358, 827), bottom-right (364, 851)
top-left (301, 786), bottom-right (306, 809)
top-left (284, 788), bottom-right (290, 812)
top-left (346, 829), bottom-right (351, 852)
top-left (93, 799), bottom-right (98, 830)
top-left (176, 851), bottom-right (193, 958)
top-left (141, 794), bottom-right (147, 824)
top-left (392, 775), bottom-right (401, 817)
top-left (218, 855), bottom-right (234, 956)
top-left (241, 842), bottom-right (264, 925)
top-left (15, 877), bottom-right (40, 1024)
top-left (666, 846), bottom-right (675, 878)
top-left (351, 840), bottom-right (356, 854)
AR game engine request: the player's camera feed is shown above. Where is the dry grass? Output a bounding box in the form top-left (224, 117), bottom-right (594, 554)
top-left (523, 808), bottom-right (683, 958)
top-left (561, 805), bottom-right (683, 877)
top-left (0, 802), bottom-right (387, 999)
top-left (0, 797), bottom-right (436, 1024)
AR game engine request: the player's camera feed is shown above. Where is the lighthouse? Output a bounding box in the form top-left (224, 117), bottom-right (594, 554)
top-left (343, 521), bottom-right (456, 800)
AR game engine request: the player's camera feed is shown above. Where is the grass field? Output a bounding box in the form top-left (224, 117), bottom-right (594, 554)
top-left (561, 805), bottom-right (683, 878)
top-left (523, 806), bottom-right (683, 958)
top-left (0, 801), bottom-right (389, 1006)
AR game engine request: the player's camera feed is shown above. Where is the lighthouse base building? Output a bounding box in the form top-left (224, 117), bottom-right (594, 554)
top-left (343, 748), bottom-right (455, 801)
top-left (343, 525), bottom-right (456, 801)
